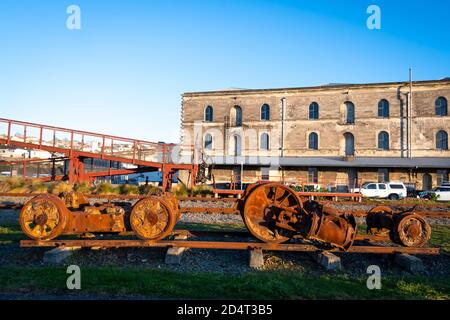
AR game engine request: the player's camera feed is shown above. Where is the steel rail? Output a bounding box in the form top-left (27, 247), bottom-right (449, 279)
top-left (19, 239), bottom-right (440, 254)
top-left (2, 192), bottom-right (449, 208)
top-left (1, 193), bottom-right (450, 217)
top-left (175, 229), bottom-right (390, 243)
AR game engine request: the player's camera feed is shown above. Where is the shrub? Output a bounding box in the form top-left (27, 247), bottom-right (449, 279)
top-left (118, 184), bottom-right (140, 195)
top-left (191, 185), bottom-right (214, 197)
top-left (172, 184), bottom-right (189, 197)
top-left (94, 182), bottom-right (119, 195)
top-left (74, 182), bottom-right (93, 194)
top-left (429, 193), bottom-right (440, 202)
top-left (138, 184), bottom-right (160, 195)
top-left (50, 182), bottom-right (73, 195)
top-left (31, 183), bottom-right (49, 193)
top-left (8, 186), bottom-right (32, 193)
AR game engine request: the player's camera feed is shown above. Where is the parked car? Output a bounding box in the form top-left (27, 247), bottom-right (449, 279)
top-left (419, 186), bottom-right (450, 201)
top-left (357, 182), bottom-right (407, 200)
top-left (351, 182), bottom-right (376, 193)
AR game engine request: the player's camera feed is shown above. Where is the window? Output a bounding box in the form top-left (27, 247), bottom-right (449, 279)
top-left (308, 132), bottom-right (318, 150)
top-left (204, 134), bottom-right (213, 150)
top-left (378, 99), bottom-right (389, 118)
top-left (345, 102), bottom-right (355, 124)
top-left (232, 106), bottom-right (242, 126)
top-left (437, 170), bottom-right (448, 186)
top-left (260, 133), bottom-right (269, 150)
top-left (378, 168), bottom-right (389, 182)
top-left (379, 184), bottom-right (387, 190)
top-left (261, 167), bottom-right (270, 180)
top-left (389, 184), bottom-right (404, 189)
top-left (367, 184), bottom-right (377, 190)
top-left (308, 167), bottom-right (318, 183)
top-left (309, 102), bottom-right (319, 120)
top-left (378, 131), bottom-right (389, 150)
top-left (261, 104), bottom-right (270, 121)
top-left (204, 106), bottom-right (213, 122)
top-left (436, 130), bottom-right (448, 150)
top-left (344, 132), bottom-right (355, 156)
top-left (422, 173), bottom-right (432, 191)
top-left (435, 97), bottom-right (448, 116)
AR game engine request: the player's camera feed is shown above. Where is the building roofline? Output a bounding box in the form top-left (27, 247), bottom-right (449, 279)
top-left (182, 79), bottom-right (450, 97)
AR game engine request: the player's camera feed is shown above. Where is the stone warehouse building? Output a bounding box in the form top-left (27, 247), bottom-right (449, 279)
top-left (180, 79), bottom-right (450, 191)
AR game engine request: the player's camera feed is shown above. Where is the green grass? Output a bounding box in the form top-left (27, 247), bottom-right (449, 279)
top-left (430, 225), bottom-right (450, 254)
top-left (0, 266), bottom-right (448, 299)
top-left (0, 221), bottom-right (448, 299)
top-left (0, 224), bottom-right (23, 245)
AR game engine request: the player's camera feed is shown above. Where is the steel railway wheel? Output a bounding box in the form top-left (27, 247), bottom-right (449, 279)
top-left (130, 197), bottom-right (177, 241)
top-left (19, 194), bottom-right (68, 241)
top-left (366, 205), bottom-right (394, 235)
top-left (242, 182), bottom-right (302, 243)
top-left (394, 214), bottom-right (431, 247)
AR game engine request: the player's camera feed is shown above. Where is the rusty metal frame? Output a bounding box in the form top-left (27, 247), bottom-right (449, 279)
top-left (0, 118), bottom-right (197, 189)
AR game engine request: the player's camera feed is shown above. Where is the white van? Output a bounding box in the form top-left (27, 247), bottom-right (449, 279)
top-left (359, 182), bottom-right (407, 200)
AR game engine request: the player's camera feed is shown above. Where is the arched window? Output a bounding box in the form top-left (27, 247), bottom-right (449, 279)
top-left (309, 102), bottom-right (319, 120)
top-left (436, 130), bottom-right (448, 150)
top-left (308, 132), bottom-right (318, 150)
top-left (378, 99), bottom-right (389, 118)
top-left (204, 133), bottom-right (213, 150)
top-left (261, 104), bottom-right (270, 121)
top-left (231, 106), bottom-right (242, 126)
top-left (344, 132), bottom-right (355, 156)
top-left (204, 106), bottom-right (213, 122)
top-left (260, 133), bottom-right (269, 150)
top-left (435, 97), bottom-right (448, 116)
top-left (422, 173), bottom-right (432, 191)
top-left (345, 102), bottom-right (355, 124)
top-left (378, 131), bottom-right (389, 150)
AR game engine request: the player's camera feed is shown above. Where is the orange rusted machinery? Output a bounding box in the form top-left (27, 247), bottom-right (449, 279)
top-left (20, 191), bottom-right (180, 241)
top-left (18, 182), bottom-right (432, 250)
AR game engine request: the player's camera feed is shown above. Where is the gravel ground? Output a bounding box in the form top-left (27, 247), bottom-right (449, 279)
top-left (1, 235), bottom-right (449, 278)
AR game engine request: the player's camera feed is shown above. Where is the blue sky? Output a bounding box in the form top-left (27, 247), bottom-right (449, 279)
top-left (0, 0), bottom-right (449, 142)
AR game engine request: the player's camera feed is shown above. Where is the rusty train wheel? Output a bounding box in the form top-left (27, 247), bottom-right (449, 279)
top-left (394, 214), bottom-right (431, 247)
top-left (242, 182), bottom-right (301, 243)
top-left (130, 197), bottom-right (176, 241)
top-left (19, 194), bottom-right (68, 241)
top-left (366, 205), bottom-right (394, 235)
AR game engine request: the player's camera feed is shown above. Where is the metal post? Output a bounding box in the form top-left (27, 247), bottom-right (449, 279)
top-left (240, 160), bottom-right (243, 190)
top-left (409, 67), bottom-right (413, 159)
top-left (280, 98), bottom-right (286, 183)
top-left (280, 98), bottom-right (286, 158)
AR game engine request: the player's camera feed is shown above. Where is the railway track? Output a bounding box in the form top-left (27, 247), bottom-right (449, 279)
top-left (2, 182), bottom-right (447, 257)
top-left (20, 238), bottom-right (440, 255)
top-left (1, 192), bottom-right (450, 217)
